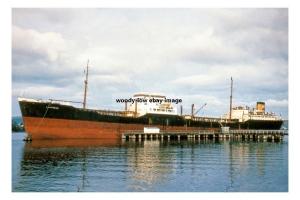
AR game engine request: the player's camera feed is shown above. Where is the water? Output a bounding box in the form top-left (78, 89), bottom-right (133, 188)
top-left (12, 132), bottom-right (288, 192)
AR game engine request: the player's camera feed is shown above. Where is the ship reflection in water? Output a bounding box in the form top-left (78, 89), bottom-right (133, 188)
top-left (12, 132), bottom-right (288, 192)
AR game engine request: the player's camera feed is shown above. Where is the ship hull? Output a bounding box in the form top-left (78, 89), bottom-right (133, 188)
top-left (19, 100), bottom-right (283, 140)
top-left (22, 116), bottom-right (216, 140)
top-left (239, 119), bottom-right (283, 130)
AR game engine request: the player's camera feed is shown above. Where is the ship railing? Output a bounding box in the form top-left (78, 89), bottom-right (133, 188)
top-left (218, 118), bottom-right (239, 123)
top-left (249, 115), bottom-right (281, 120)
top-left (48, 99), bottom-right (83, 106)
top-left (192, 117), bottom-right (240, 123)
top-left (18, 97), bottom-right (82, 106)
top-left (190, 116), bottom-right (222, 123)
top-left (94, 109), bottom-right (135, 117)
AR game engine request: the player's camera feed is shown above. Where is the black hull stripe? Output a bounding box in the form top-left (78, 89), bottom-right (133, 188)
top-left (19, 101), bottom-right (283, 130)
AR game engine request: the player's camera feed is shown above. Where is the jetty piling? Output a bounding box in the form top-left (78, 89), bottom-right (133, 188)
top-left (121, 129), bottom-right (286, 142)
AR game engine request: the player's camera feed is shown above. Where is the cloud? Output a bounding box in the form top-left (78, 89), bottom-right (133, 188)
top-left (170, 58), bottom-right (287, 92)
top-left (171, 74), bottom-right (223, 88)
top-left (11, 8), bottom-right (288, 118)
top-left (90, 74), bottom-right (133, 85)
top-left (12, 25), bottom-right (66, 62)
top-left (265, 99), bottom-right (288, 107)
top-left (13, 84), bottom-right (67, 99)
top-left (12, 25), bottom-right (86, 88)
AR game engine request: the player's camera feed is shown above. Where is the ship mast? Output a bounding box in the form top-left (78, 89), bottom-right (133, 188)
top-left (229, 77), bottom-right (233, 120)
top-left (83, 60), bottom-right (89, 109)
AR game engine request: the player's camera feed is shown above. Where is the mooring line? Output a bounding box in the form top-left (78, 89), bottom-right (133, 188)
top-left (32, 101), bottom-right (52, 134)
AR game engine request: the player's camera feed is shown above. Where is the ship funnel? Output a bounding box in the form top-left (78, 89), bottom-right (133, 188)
top-left (256, 102), bottom-right (265, 113)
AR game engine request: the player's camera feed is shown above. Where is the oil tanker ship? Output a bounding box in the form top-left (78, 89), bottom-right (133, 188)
top-left (18, 63), bottom-right (283, 140)
top-left (18, 95), bottom-right (283, 140)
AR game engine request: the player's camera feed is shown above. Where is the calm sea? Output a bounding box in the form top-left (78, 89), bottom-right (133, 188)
top-left (12, 132), bottom-right (288, 192)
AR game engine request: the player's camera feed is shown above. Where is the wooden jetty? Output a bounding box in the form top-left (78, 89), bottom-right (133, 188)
top-left (122, 129), bottom-right (287, 142)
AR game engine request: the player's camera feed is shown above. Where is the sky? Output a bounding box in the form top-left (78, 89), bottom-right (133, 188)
top-left (11, 8), bottom-right (288, 118)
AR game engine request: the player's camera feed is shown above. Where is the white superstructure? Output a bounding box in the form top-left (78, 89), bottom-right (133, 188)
top-left (127, 93), bottom-right (178, 117)
top-left (226, 102), bottom-right (281, 122)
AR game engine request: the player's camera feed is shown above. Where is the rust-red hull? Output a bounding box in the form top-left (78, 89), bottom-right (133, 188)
top-left (23, 117), bottom-right (214, 140)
